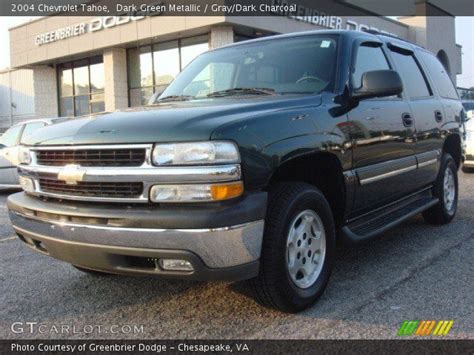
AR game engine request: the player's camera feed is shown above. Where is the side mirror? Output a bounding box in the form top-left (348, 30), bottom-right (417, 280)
top-left (352, 70), bottom-right (403, 100)
top-left (0, 143), bottom-right (6, 149)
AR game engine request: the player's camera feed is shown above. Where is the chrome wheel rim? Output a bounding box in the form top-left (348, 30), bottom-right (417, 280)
top-left (443, 167), bottom-right (456, 212)
top-left (286, 210), bottom-right (326, 289)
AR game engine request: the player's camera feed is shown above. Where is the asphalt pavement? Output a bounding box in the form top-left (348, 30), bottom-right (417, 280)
top-left (0, 173), bottom-right (473, 339)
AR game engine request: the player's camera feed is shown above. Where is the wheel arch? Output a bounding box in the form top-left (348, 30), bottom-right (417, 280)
top-left (266, 151), bottom-right (347, 228)
top-left (443, 133), bottom-right (462, 169)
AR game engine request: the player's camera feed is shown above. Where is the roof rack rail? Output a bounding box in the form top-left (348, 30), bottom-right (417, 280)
top-left (361, 28), bottom-right (421, 48)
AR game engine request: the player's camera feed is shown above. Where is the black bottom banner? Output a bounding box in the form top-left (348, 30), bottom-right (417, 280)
top-left (1, 339), bottom-right (473, 354)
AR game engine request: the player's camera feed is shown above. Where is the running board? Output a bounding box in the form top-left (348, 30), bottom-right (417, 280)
top-left (341, 189), bottom-right (439, 244)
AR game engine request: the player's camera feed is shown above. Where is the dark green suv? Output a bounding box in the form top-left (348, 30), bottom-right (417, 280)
top-left (8, 30), bottom-right (464, 312)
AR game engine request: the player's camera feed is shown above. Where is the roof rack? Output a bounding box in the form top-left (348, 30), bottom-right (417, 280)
top-left (361, 28), bottom-right (422, 48)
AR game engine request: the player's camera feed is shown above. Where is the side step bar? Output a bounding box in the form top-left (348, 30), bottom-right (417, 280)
top-left (341, 188), bottom-right (439, 244)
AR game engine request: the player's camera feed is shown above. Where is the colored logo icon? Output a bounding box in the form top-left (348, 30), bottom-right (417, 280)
top-left (397, 320), bottom-right (454, 336)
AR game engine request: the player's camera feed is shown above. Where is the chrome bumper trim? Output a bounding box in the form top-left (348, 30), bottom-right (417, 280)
top-left (30, 144), bottom-right (153, 151)
top-left (19, 164), bottom-right (242, 203)
top-left (9, 211), bottom-right (264, 268)
top-left (19, 164), bottom-right (242, 183)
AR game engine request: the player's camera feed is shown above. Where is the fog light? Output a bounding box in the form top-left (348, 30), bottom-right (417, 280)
top-left (19, 176), bottom-right (34, 192)
top-left (159, 259), bottom-right (194, 272)
top-left (150, 182), bottom-right (243, 203)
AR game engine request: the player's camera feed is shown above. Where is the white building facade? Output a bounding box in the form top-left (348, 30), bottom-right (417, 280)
top-left (1, 3), bottom-right (463, 132)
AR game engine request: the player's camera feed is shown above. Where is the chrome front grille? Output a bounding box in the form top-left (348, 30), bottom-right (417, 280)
top-left (19, 144), bottom-right (242, 203)
top-left (36, 148), bottom-right (146, 167)
top-left (39, 179), bottom-right (143, 198)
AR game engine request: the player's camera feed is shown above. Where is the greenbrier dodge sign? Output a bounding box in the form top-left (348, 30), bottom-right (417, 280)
top-left (35, 16), bottom-right (145, 46)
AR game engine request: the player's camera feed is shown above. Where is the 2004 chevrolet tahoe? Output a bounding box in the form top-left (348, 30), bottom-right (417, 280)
top-left (7, 30), bottom-right (465, 312)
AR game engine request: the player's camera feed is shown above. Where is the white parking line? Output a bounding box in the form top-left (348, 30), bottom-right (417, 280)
top-left (0, 237), bottom-right (16, 242)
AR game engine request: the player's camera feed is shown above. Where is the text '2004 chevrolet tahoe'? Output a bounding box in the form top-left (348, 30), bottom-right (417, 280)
top-left (8, 30), bottom-right (465, 312)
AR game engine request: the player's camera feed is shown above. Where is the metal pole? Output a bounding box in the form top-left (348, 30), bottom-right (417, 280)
top-left (8, 70), bottom-right (13, 127)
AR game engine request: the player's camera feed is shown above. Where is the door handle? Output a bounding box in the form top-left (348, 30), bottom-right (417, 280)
top-left (435, 110), bottom-right (443, 123)
top-left (402, 113), bottom-right (413, 127)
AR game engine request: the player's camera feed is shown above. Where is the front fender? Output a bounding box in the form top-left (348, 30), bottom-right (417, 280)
top-left (260, 132), bottom-right (350, 186)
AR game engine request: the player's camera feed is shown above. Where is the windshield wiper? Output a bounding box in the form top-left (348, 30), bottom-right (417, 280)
top-left (207, 87), bottom-right (276, 98)
top-left (157, 95), bottom-right (194, 102)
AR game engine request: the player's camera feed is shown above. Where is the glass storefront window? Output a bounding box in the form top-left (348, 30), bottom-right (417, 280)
top-left (129, 87), bottom-right (154, 107)
top-left (74, 96), bottom-right (90, 116)
top-left (58, 56), bottom-right (105, 117)
top-left (73, 63), bottom-right (89, 96)
top-left (153, 41), bottom-right (180, 92)
top-left (90, 63), bottom-right (104, 93)
top-left (91, 93), bottom-right (105, 113)
top-left (60, 97), bottom-right (74, 117)
top-left (181, 36), bottom-right (209, 69)
top-left (140, 48), bottom-right (154, 87)
top-left (59, 67), bottom-right (73, 97)
top-left (128, 36), bottom-right (209, 106)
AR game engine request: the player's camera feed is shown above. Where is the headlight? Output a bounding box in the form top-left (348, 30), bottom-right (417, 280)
top-left (150, 182), bottom-right (244, 203)
top-left (152, 141), bottom-right (240, 166)
top-left (18, 147), bottom-right (31, 165)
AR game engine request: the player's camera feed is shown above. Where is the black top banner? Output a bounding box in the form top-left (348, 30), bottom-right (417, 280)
top-left (1, 0), bottom-right (474, 17)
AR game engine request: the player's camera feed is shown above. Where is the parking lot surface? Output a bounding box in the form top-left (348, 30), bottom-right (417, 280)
top-left (0, 173), bottom-right (473, 339)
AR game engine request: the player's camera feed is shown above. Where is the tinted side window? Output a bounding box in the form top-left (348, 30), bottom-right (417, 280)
top-left (417, 50), bottom-right (458, 99)
top-left (21, 122), bottom-right (46, 144)
top-left (390, 51), bottom-right (431, 98)
top-left (352, 45), bottom-right (390, 88)
top-left (0, 125), bottom-right (23, 147)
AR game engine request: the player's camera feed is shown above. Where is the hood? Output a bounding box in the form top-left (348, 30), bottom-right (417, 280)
top-left (23, 95), bottom-right (322, 146)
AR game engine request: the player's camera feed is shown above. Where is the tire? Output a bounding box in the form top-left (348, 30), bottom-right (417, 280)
top-left (73, 265), bottom-right (111, 276)
top-left (250, 183), bottom-right (336, 313)
top-left (423, 153), bottom-right (458, 225)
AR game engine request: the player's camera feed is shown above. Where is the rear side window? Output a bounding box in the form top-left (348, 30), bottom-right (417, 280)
top-left (352, 45), bottom-right (390, 89)
top-left (390, 50), bottom-right (431, 99)
top-left (417, 50), bottom-right (458, 99)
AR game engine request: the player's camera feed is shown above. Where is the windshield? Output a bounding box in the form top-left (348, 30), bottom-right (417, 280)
top-left (154, 35), bottom-right (339, 102)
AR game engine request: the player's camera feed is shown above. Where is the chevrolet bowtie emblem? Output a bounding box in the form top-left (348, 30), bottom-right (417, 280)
top-left (57, 164), bottom-right (86, 185)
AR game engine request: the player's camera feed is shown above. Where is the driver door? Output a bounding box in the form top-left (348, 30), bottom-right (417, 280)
top-left (347, 42), bottom-right (416, 215)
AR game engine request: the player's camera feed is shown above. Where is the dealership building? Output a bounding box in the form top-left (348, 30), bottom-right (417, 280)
top-left (0, 2), bottom-right (464, 132)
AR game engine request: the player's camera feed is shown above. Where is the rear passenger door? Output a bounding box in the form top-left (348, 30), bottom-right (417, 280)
top-left (348, 41), bottom-right (416, 215)
top-left (416, 49), bottom-right (464, 158)
top-left (387, 43), bottom-right (442, 188)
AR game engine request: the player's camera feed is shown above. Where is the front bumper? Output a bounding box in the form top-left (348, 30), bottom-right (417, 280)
top-left (7, 192), bottom-right (267, 281)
